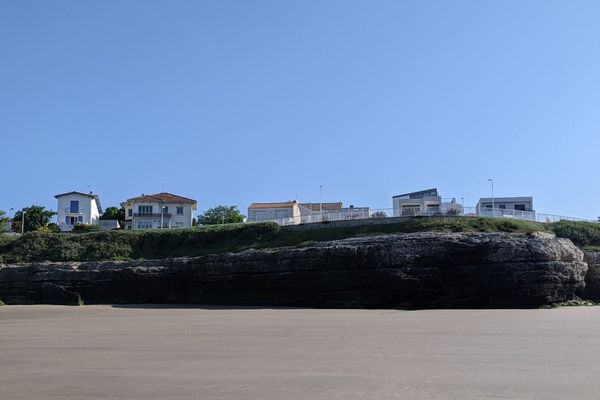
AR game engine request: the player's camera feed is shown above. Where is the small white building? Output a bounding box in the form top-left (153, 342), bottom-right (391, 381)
top-left (55, 191), bottom-right (102, 231)
top-left (247, 201), bottom-right (301, 223)
top-left (121, 192), bottom-right (197, 230)
top-left (477, 197), bottom-right (534, 213)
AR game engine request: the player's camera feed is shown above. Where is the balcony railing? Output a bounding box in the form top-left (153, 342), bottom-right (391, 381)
top-left (133, 213), bottom-right (172, 218)
top-left (64, 207), bottom-right (84, 214)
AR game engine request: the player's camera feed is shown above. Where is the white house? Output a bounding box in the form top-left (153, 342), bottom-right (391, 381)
top-left (247, 201), bottom-right (301, 223)
top-left (121, 192), bottom-right (197, 230)
top-left (55, 191), bottom-right (102, 231)
top-left (477, 196), bottom-right (534, 212)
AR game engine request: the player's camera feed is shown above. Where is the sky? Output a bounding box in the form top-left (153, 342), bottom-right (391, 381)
top-left (1, 1), bottom-right (599, 219)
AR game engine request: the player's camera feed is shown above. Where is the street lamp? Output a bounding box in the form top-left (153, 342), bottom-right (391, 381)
top-left (488, 178), bottom-right (495, 210)
top-left (319, 185), bottom-right (324, 217)
top-left (160, 206), bottom-right (167, 229)
top-left (21, 210), bottom-right (26, 235)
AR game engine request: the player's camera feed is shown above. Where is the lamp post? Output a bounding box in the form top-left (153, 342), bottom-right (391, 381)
top-left (21, 211), bottom-right (26, 235)
top-left (161, 206), bottom-right (166, 229)
top-left (319, 185), bottom-right (324, 215)
top-left (488, 178), bottom-right (495, 211)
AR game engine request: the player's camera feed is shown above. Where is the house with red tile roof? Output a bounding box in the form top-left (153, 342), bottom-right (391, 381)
top-left (120, 192), bottom-right (198, 230)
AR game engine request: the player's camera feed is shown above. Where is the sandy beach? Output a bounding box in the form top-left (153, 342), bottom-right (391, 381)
top-left (1, 305), bottom-right (600, 399)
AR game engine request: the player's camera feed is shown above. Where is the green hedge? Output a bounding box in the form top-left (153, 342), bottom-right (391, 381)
top-left (550, 221), bottom-right (600, 246)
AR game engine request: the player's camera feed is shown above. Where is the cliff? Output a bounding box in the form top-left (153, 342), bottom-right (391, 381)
top-left (0, 232), bottom-right (588, 308)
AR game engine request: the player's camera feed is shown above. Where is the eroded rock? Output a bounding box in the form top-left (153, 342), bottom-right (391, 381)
top-left (0, 232), bottom-right (588, 308)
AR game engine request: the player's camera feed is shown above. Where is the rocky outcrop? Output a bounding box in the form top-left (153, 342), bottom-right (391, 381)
top-left (579, 252), bottom-right (600, 301)
top-left (0, 232), bottom-right (588, 308)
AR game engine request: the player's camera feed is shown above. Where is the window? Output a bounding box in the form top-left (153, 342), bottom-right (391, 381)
top-left (65, 216), bottom-right (70, 224)
top-left (137, 221), bottom-right (153, 229)
top-left (70, 200), bottom-right (79, 213)
top-left (78, 216), bottom-right (83, 223)
top-left (128, 209), bottom-right (132, 217)
top-left (498, 205), bottom-right (506, 209)
top-left (176, 206), bottom-right (184, 215)
top-left (485, 205), bottom-right (493, 209)
top-left (514, 204), bottom-right (526, 211)
top-left (138, 205), bottom-right (153, 215)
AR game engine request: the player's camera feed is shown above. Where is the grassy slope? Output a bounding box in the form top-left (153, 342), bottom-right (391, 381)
top-left (0, 217), bottom-right (558, 263)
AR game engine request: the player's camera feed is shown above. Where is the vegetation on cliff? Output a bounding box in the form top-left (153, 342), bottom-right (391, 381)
top-left (0, 217), bottom-right (540, 263)
top-left (0, 217), bottom-right (598, 263)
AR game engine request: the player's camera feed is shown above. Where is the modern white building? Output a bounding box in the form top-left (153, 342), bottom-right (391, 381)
top-left (121, 192), bottom-right (197, 230)
top-left (477, 197), bottom-right (534, 213)
top-left (393, 188), bottom-right (442, 217)
top-left (55, 191), bottom-right (102, 231)
top-left (247, 201), bottom-right (301, 223)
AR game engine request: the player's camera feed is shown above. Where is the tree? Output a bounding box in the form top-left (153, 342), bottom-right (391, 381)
top-left (197, 205), bottom-right (244, 225)
top-left (11, 205), bottom-right (56, 233)
top-left (0, 210), bottom-right (9, 232)
top-left (100, 206), bottom-right (125, 221)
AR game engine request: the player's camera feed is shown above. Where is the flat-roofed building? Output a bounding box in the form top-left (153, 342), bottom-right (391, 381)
top-left (477, 197), bottom-right (534, 212)
top-left (247, 201), bottom-right (301, 223)
top-left (392, 188), bottom-right (442, 217)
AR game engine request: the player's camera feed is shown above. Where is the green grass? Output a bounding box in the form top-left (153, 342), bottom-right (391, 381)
top-left (0, 217), bottom-right (555, 263)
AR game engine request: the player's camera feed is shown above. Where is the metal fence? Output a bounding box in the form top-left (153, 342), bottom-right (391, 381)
top-left (250, 205), bottom-right (591, 227)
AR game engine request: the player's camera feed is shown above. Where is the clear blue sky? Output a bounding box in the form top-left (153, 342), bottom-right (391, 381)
top-left (1, 1), bottom-right (599, 219)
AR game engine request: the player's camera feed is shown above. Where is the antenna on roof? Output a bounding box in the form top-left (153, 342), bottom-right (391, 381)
top-left (161, 181), bottom-right (165, 193)
top-left (87, 184), bottom-right (92, 194)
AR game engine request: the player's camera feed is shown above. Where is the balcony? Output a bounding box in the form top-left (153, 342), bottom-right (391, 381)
top-left (133, 213), bottom-right (172, 218)
top-left (64, 207), bottom-right (84, 215)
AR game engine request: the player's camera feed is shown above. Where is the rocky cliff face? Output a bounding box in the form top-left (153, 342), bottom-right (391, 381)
top-left (0, 232), bottom-right (588, 308)
top-left (579, 251), bottom-right (600, 301)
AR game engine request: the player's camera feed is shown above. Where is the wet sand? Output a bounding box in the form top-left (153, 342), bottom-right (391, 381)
top-left (1, 305), bottom-right (600, 399)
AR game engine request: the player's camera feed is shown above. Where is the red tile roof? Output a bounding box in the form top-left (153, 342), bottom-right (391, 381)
top-left (124, 192), bottom-right (197, 205)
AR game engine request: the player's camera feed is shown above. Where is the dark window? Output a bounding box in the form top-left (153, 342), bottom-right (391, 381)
top-left (70, 200), bottom-right (79, 213)
top-left (138, 205), bottom-right (153, 215)
top-left (514, 204), bottom-right (526, 211)
top-left (498, 205), bottom-right (506, 209)
top-left (177, 206), bottom-right (184, 215)
top-left (485, 205), bottom-right (492, 209)
top-left (128, 209), bottom-right (132, 217)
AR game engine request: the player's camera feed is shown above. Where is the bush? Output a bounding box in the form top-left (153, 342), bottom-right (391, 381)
top-left (72, 224), bottom-right (101, 233)
top-left (551, 221), bottom-right (600, 246)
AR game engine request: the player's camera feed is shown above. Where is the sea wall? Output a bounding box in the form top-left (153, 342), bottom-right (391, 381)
top-left (0, 232), bottom-right (588, 308)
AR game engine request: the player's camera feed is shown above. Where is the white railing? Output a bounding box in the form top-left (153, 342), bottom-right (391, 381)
top-left (249, 206), bottom-right (591, 227)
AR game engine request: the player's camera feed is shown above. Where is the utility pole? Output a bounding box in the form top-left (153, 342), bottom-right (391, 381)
top-left (319, 185), bottom-right (324, 216)
top-left (488, 178), bottom-right (495, 211)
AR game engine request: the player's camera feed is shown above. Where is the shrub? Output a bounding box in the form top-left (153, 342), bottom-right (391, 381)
top-left (72, 224), bottom-right (101, 233)
top-left (551, 221), bottom-right (600, 246)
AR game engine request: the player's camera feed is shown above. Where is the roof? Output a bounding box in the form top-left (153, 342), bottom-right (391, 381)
top-left (122, 192), bottom-right (197, 205)
top-left (249, 201), bottom-right (298, 209)
top-left (299, 202), bottom-right (343, 212)
top-left (393, 188), bottom-right (439, 199)
top-left (55, 191), bottom-right (97, 199)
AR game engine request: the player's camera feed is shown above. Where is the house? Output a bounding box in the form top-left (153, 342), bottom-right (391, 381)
top-left (121, 192), bottom-right (198, 230)
top-left (477, 197), bottom-right (534, 213)
top-left (55, 191), bottom-right (102, 231)
top-left (247, 201), bottom-right (301, 223)
top-left (393, 188), bottom-right (442, 217)
top-left (299, 202), bottom-right (370, 222)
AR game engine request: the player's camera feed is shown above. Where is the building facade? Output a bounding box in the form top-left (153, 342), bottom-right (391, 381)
top-left (121, 192), bottom-right (197, 230)
top-left (247, 201), bottom-right (301, 223)
top-left (477, 197), bottom-right (534, 213)
top-left (393, 188), bottom-right (442, 217)
top-left (55, 191), bottom-right (102, 231)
